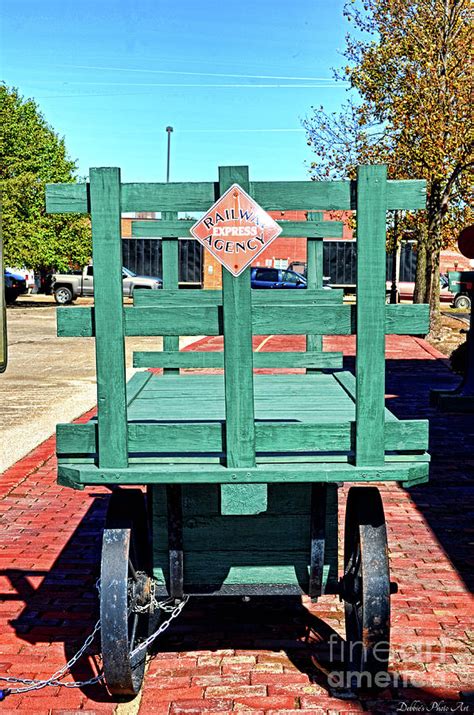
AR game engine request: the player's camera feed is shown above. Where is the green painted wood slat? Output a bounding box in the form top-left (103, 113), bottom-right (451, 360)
top-left (151, 514), bottom-right (312, 551)
top-left (45, 182), bottom-right (90, 214)
top-left (355, 165), bottom-right (387, 466)
top-left (132, 350), bottom-right (343, 369)
top-left (251, 179), bottom-right (426, 211)
top-left (125, 371), bottom-right (153, 403)
top-left (56, 302), bottom-right (430, 337)
top-left (45, 178), bottom-right (426, 215)
top-left (161, 211), bottom-right (180, 374)
top-left (57, 460), bottom-right (429, 488)
top-left (151, 484), bottom-right (325, 517)
top-left (89, 168), bottom-right (128, 468)
top-left (306, 212), bottom-right (324, 361)
top-left (133, 288), bottom-right (345, 306)
top-left (332, 370), bottom-right (398, 422)
top-left (56, 419), bottom-right (429, 456)
top-left (131, 219), bottom-right (344, 239)
top-left (218, 166), bottom-right (263, 515)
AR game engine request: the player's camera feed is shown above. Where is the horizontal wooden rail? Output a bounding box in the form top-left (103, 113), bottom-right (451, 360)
top-left (46, 181), bottom-right (217, 214)
top-left (256, 305), bottom-right (351, 335)
top-left (46, 178), bottom-right (426, 215)
top-left (133, 288), bottom-right (344, 307)
top-left (57, 418), bottom-right (428, 456)
top-left (251, 180), bottom-right (426, 212)
top-left (57, 303), bottom-right (430, 338)
top-left (57, 460), bottom-right (429, 488)
top-left (131, 219), bottom-right (344, 239)
top-left (132, 350), bottom-right (344, 369)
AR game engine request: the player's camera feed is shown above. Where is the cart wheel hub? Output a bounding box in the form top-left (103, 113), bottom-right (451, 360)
top-left (129, 572), bottom-right (152, 610)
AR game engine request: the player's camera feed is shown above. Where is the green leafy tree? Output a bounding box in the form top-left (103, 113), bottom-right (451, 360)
top-left (304, 0), bottom-right (473, 328)
top-left (0, 85), bottom-right (91, 279)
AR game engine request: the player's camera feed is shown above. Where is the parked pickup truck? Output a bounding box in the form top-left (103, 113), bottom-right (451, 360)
top-left (52, 265), bottom-right (162, 304)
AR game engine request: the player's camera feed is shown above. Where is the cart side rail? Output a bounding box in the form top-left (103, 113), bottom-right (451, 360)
top-left (56, 418), bottom-right (429, 458)
top-left (46, 165), bottom-right (428, 473)
top-left (56, 301), bottom-right (429, 338)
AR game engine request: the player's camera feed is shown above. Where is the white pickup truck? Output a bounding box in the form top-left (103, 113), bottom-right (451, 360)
top-left (52, 265), bottom-right (162, 304)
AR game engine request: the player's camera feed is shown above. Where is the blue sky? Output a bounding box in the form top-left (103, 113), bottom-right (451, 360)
top-left (2, 0), bottom-right (352, 183)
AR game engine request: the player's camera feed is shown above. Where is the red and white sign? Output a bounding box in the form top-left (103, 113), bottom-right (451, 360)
top-left (190, 184), bottom-right (282, 277)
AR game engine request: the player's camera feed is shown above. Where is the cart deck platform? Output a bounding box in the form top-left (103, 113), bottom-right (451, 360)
top-left (57, 370), bottom-right (429, 489)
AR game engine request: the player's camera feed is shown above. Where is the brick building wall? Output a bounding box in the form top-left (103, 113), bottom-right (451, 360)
top-left (121, 213), bottom-right (156, 238)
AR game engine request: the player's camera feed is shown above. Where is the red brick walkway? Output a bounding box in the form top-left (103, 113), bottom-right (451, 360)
top-left (1, 336), bottom-right (473, 713)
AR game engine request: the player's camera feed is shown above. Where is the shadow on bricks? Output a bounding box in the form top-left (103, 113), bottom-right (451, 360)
top-left (1, 492), bottom-right (116, 703)
top-left (340, 353), bottom-right (474, 594)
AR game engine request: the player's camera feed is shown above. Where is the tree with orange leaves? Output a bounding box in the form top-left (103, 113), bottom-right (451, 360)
top-left (304, 0), bottom-right (473, 328)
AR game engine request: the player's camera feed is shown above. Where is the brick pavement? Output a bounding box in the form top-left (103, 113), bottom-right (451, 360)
top-left (0, 336), bottom-right (473, 714)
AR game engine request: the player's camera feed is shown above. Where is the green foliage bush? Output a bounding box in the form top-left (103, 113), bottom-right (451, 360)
top-left (1, 84), bottom-right (91, 273)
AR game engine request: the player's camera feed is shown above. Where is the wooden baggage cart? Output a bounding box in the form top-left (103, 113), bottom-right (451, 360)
top-left (46, 164), bottom-right (430, 696)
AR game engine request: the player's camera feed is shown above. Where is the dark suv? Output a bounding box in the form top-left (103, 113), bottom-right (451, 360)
top-left (4, 270), bottom-right (27, 303)
top-left (250, 267), bottom-right (307, 289)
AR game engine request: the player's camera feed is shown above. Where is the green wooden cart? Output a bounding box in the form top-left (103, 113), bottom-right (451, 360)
top-left (46, 164), bottom-right (430, 696)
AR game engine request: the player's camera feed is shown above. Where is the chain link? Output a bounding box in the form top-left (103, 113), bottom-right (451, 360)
top-left (130, 595), bottom-right (190, 658)
top-left (0, 620), bottom-right (103, 695)
top-left (0, 585), bottom-right (189, 699)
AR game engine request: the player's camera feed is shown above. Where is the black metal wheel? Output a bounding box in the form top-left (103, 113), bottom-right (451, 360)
top-left (341, 486), bottom-right (390, 687)
top-left (100, 489), bottom-right (152, 696)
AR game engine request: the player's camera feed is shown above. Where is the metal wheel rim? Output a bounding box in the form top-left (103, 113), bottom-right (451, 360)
top-left (55, 288), bottom-right (71, 304)
top-left (100, 491), bottom-right (150, 696)
top-left (343, 487), bottom-right (390, 682)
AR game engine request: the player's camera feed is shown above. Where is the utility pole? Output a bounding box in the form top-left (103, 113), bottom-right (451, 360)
top-left (166, 126), bottom-right (173, 182)
top-left (163, 126), bottom-right (178, 373)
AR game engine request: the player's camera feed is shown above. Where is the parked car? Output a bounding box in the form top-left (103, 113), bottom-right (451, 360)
top-left (250, 266), bottom-right (332, 289)
top-left (251, 267), bottom-right (308, 288)
top-left (52, 265), bottom-right (163, 304)
top-left (446, 271), bottom-right (473, 310)
top-left (4, 269), bottom-right (28, 303)
top-left (6, 267), bottom-right (35, 293)
top-left (386, 274), bottom-right (470, 308)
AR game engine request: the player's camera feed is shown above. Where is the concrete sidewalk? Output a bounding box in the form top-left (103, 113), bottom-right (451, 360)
top-left (0, 335), bottom-right (473, 713)
top-left (0, 302), bottom-right (197, 472)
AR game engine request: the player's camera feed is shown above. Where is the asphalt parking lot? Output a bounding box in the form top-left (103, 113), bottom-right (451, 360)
top-left (0, 296), bottom-right (196, 472)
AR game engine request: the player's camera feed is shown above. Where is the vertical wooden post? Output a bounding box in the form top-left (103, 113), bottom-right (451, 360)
top-left (162, 211), bottom-right (179, 374)
top-left (155, 214), bottom-right (181, 585)
top-left (355, 165), bottom-right (387, 466)
top-left (306, 212), bottom-right (324, 370)
top-left (89, 168), bottom-right (128, 468)
top-left (219, 166), bottom-right (265, 515)
top-left (309, 483), bottom-right (326, 598)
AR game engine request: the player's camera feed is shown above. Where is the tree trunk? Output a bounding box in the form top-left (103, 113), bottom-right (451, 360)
top-left (424, 246), bottom-right (434, 304)
top-left (38, 266), bottom-right (54, 294)
top-left (426, 193), bottom-right (444, 335)
top-left (413, 227), bottom-right (428, 303)
top-left (429, 248), bottom-right (441, 335)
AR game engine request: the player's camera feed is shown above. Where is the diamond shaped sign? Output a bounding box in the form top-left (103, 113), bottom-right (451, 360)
top-left (190, 184), bottom-right (282, 277)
